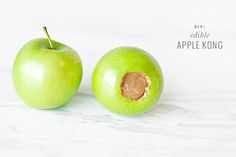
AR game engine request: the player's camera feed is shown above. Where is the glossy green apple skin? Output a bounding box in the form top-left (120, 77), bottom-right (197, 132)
top-left (13, 38), bottom-right (83, 109)
top-left (92, 47), bottom-right (163, 115)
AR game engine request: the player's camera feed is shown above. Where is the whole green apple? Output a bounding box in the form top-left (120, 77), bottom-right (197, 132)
top-left (13, 27), bottom-right (83, 109)
top-left (92, 47), bottom-right (163, 115)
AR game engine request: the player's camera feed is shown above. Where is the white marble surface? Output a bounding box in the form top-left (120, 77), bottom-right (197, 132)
top-left (0, 0), bottom-right (236, 156)
top-left (1, 72), bottom-right (236, 157)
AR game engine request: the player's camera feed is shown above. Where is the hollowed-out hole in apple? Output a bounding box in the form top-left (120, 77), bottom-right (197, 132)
top-left (121, 72), bottom-right (150, 101)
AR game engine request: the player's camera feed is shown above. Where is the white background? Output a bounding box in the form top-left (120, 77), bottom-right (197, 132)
top-left (0, 0), bottom-right (236, 156)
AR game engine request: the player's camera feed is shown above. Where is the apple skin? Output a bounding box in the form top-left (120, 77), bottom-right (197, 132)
top-left (92, 47), bottom-right (163, 115)
top-left (13, 38), bottom-right (83, 109)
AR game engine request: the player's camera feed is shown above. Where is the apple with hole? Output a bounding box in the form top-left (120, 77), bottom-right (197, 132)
top-left (13, 27), bottom-right (83, 109)
top-left (92, 47), bottom-right (163, 115)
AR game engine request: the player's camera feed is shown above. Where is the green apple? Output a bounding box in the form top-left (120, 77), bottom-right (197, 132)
top-left (92, 47), bottom-right (163, 115)
top-left (13, 27), bottom-right (83, 109)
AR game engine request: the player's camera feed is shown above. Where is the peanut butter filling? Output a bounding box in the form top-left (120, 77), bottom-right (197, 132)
top-left (121, 72), bottom-right (150, 101)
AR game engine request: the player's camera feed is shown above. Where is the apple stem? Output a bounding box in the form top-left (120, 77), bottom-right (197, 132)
top-left (43, 26), bottom-right (53, 49)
